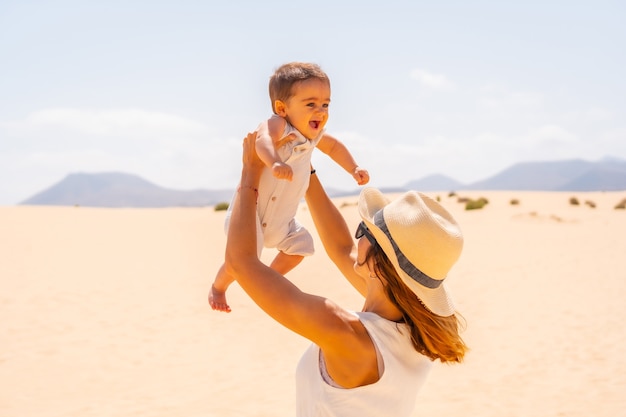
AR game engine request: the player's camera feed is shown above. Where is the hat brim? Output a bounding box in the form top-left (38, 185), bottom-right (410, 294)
top-left (358, 188), bottom-right (455, 317)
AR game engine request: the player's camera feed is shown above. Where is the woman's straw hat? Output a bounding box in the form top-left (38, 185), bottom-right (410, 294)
top-left (358, 188), bottom-right (463, 317)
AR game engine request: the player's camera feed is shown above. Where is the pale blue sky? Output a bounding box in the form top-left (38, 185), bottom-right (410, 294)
top-left (1, 0), bottom-right (624, 204)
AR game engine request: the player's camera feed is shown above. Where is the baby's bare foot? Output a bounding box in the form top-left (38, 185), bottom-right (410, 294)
top-left (209, 284), bottom-right (231, 313)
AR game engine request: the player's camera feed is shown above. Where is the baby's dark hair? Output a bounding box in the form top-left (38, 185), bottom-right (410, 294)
top-left (269, 62), bottom-right (330, 114)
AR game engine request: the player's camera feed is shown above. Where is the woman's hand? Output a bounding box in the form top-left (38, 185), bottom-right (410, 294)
top-left (242, 131), bottom-right (265, 172)
top-left (238, 131), bottom-right (265, 189)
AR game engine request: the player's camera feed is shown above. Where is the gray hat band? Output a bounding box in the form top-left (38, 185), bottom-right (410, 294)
top-left (374, 211), bottom-right (442, 289)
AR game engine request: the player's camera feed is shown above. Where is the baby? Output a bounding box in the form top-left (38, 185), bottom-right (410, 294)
top-left (210, 62), bottom-right (369, 312)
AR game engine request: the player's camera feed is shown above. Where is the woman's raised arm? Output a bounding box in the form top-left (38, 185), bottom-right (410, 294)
top-left (224, 133), bottom-right (364, 349)
top-left (305, 171), bottom-right (367, 297)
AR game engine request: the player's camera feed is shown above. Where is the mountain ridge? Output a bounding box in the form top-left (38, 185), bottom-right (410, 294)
top-left (20, 157), bottom-right (626, 207)
top-left (21, 172), bottom-right (234, 208)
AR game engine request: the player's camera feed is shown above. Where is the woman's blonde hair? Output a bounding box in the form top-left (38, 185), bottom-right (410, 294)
top-left (366, 244), bottom-right (468, 363)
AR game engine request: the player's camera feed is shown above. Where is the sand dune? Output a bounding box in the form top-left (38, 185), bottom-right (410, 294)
top-left (2, 190), bottom-right (625, 416)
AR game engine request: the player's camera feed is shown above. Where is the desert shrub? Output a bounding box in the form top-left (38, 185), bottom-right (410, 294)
top-left (569, 197), bottom-right (580, 206)
top-left (457, 197), bottom-right (470, 203)
top-left (214, 202), bottom-right (229, 211)
top-left (584, 200), bottom-right (596, 208)
top-left (615, 198), bottom-right (626, 210)
top-left (448, 191), bottom-right (457, 197)
top-left (436, 195), bottom-right (441, 202)
top-left (465, 198), bottom-right (489, 210)
top-left (510, 198), bottom-right (520, 205)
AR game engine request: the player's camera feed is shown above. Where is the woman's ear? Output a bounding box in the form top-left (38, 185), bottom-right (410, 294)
top-left (274, 100), bottom-right (287, 117)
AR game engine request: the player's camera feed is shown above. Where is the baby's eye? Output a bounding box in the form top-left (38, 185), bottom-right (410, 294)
top-left (306, 103), bottom-right (315, 107)
top-left (322, 103), bottom-right (329, 108)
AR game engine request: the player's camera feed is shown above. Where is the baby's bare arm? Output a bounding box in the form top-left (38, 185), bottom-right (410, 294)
top-left (316, 134), bottom-right (370, 185)
top-left (256, 117), bottom-right (293, 180)
top-left (255, 118), bottom-right (282, 168)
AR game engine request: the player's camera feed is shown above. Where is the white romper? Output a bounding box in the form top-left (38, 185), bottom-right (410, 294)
top-left (225, 116), bottom-right (323, 257)
top-left (295, 311), bottom-right (434, 417)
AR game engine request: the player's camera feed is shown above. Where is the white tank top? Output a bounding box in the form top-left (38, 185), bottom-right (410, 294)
top-left (295, 311), bottom-right (434, 417)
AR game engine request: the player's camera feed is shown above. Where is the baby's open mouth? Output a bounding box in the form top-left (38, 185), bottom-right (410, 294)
top-left (310, 121), bottom-right (320, 129)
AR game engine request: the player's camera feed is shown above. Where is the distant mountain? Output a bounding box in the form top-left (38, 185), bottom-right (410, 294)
top-left (19, 157), bottom-right (626, 207)
top-left (463, 158), bottom-right (626, 191)
top-left (558, 158), bottom-right (626, 191)
top-left (20, 172), bottom-right (233, 208)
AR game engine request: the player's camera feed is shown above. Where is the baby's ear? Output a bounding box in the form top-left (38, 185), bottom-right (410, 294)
top-left (274, 100), bottom-right (287, 116)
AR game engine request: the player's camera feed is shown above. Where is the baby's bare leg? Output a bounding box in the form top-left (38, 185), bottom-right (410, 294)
top-left (209, 263), bottom-right (234, 313)
top-left (270, 251), bottom-right (304, 275)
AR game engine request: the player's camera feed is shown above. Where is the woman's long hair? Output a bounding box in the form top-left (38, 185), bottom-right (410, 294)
top-left (365, 243), bottom-right (468, 363)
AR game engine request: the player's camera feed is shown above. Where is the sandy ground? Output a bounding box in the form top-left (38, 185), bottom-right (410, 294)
top-left (1, 190), bottom-right (625, 417)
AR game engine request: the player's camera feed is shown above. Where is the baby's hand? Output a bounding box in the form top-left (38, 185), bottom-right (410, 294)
top-left (275, 132), bottom-right (297, 149)
top-left (272, 162), bottom-right (293, 181)
top-left (353, 167), bottom-right (370, 185)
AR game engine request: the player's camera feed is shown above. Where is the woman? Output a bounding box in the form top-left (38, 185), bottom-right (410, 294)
top-left (224, 132), bottom-right (467, 416)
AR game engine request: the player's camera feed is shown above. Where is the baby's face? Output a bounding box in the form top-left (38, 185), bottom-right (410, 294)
top-left (280, 78), bottom-right (330, 140)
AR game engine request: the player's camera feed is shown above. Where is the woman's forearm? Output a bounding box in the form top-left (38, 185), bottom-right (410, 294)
top-left (305, 172), bottom-right (366, 295)
top-left (305, 172), bottom-right (352, 252)
top-left (225, 131), bottom-right (265, 274)
top-left (224, 168), bottom-right (262, 269)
